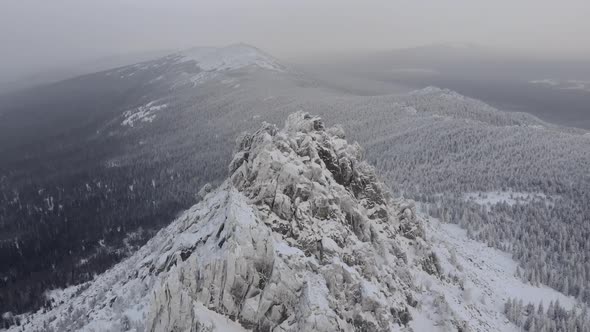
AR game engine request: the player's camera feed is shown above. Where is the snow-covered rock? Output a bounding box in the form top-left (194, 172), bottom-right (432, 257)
top-left (143, 112), bottom-right (426, 331)
top-left (10, 112), bottom-right (561, 332)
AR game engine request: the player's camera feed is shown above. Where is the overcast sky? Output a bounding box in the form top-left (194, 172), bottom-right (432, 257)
top-left (2, 0), bottom-right (590, 81)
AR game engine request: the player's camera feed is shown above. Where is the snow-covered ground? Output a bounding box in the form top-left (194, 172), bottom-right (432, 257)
top-left (179, 44), bottom-right (284, 72)
top-left (121, 101), bottom-right (167, 127)
top-left (411, 215), bottom-right (580, 331)
top-left (161, 44), bottom-right (285, 90)
top-left (464, 191), bottom-right (552, 209)
top-left (191, 302), bottom-right (249, 332)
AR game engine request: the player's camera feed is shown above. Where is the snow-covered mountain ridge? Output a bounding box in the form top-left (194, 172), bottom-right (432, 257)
top-left (6, 112), bottom-right (584, 332)
top-left (178, 44), bottom-right (285, 72)
top-left (8, 112), bottom-right (426, 331)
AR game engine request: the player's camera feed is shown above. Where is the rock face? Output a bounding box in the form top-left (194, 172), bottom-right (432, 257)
top-left (148, 112), bottom-right (423, 331)
top-left (11, 112), bottom-right (432, 332)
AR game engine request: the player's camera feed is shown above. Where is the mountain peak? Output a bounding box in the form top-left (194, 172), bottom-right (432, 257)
top-left (147, 111), bottom-right (425, 331)
top-left (179, 43), bottom-right (284, 72)
top-left (228, 111), bottom-right (398, 238)
top-left (13, 112), bottom-right (427, 331)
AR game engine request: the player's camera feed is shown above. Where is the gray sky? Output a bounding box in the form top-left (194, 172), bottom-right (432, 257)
top-left (2, 0), bottom-right (590, 81)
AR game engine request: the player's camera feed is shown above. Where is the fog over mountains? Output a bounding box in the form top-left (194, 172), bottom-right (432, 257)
top-left (293, 43), bottom-right (590, 129)
top-left (1, 44), bottom-right (589, 331)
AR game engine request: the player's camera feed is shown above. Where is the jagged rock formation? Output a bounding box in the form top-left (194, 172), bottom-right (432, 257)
top-left (9, 112), bottom-right (440, 332)
top-left (147, 112), bottom-right (424, 331)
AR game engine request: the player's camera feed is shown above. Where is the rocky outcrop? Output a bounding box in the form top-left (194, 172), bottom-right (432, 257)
top-left (12, 112), bottom-right (430, 332)
top-left (146, 112), bottom-right (425, 331)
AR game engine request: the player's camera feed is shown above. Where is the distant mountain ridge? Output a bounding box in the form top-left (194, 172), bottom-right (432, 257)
top-left (178, 43), bottom-right (286, 72)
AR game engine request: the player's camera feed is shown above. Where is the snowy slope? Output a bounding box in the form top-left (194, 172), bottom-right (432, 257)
top-left (411, 215), bottom-right (580, 331)
top-left (121, 101), bottom-right (168, 127)
top-left (178, 44), bottom-right (285, 72)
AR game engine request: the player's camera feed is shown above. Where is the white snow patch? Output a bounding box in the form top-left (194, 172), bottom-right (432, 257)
top-left (408, 308), bottom-right (441, 332)
top-left (122, 102), bottom-right (168, 127)
top-left (192, 302), bottom-right (251, 332)
top-left (464, 191), bottom-right (552, 209)
top-left (410, 86), bottom-right (465, 100)
top-left (414, 216), bottom-right (580, 331)
top-left (149, 75), bottom-right (164, 83)
top-left (189, 71), bottom-right (218, 86)
top-left (105, 159), bottom-right (121, 168)
top-left (179, 44), bottom-right (284, 72)
top-left (410, 86), bottom-right (444, 95)
top-left (303, 273), bottom-right (331, 312)
top-left (274, 240), bottom-right (304, 257)
top-left (432, 220), bottom-right (577, 308)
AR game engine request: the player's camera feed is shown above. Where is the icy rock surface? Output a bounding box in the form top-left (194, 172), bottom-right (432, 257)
top-left (10, 112), bottom-right (433, 332)
top-left (148, 112), bottom-right (422, 331)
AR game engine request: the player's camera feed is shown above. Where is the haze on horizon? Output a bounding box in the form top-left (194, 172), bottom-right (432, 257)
top-left (2, 0), bottom-right (590, 83)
